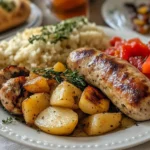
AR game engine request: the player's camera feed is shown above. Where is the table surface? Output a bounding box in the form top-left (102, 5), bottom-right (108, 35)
top-left (1, 0), bottom-right (150, 150)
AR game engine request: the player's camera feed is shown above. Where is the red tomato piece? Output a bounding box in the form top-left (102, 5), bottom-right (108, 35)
top-left (119, 44), bottom-right (132, 60)
top-left (148, 41), bottom-right (150, 50)
top-left (142, 55), bottom-right (150, 73)
top-left (129, 56), bottom-right (144, 71)
top-left (127, 38), bottom-right (150, 57)
top-left (110, 36), bottom-right (122, 46)
top-left (144, 74), bottom-right (150, 79)
top-left (105, 47), bottom-right (116, 56)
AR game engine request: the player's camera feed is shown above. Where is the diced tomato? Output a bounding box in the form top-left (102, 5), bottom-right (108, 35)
top-left (129, 56), bottom-right (144, 71)
top-left (119, 44), bottom-right (132, 60)
top-left (110, 37), bottom-right (122, 46)
top-left (142, 55), bottom-right (150, 73)
top-left (127, 38), bottom-right (150, 57)
top-left (128, 38), bottom-right (141, 43)
top-left (148, 41), bottom-right (150, 50)
top-left (106, 37), bottom-right (150, 76)
top-left (105, 47), bottom-right (116, 56)
top-left (144, 74), bottom-right (150, 79)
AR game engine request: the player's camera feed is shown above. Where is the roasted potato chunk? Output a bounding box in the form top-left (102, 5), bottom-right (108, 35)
top-left (79, 86), bottom-right (110, 114)
top-left (24, 76), bottom-right (50, 93)
top-left (50, 81), bottom-right (82, 109)
top-left (22, 93), bottom-right (50, 125)
top-left (53, 62), bottom-right (66, 72)
top-left (35, 106), bottom-right (78, 135)
top-left (121, 116), bottom-right (135, 129)
top-left (82, 113), bottom-right (122, 135)
top-left (28, 72), bottom-right (39, 80)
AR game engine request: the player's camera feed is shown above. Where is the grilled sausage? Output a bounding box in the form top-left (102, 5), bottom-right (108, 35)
top-left (67, 48), bottom-right (150, 121)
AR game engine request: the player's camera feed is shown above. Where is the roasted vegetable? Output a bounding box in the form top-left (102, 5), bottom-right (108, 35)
top-left (121, 116), bottom-right (135, 128)
top-left (28, 72), bottom-right (39, 80)
top-left (82, 113), bottom-right (122, 135)
top-left (50, 81), bottom-right (82, 109)
top-left (79, 86), bottom-right (110, 114)
top-left (24, 76), bottom-right (50, 93)
top-left (35, 106), bottom-right (78, 135)
top-left (22, 93), bottom-right (50, 125)
top-left (53, 62), bottom-right (66, 72)
top-left (32, 67), bottom-right (87, 90)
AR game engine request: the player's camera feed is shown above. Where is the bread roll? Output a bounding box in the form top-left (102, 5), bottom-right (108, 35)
top-left (0, 0), bottom-right (31, 32)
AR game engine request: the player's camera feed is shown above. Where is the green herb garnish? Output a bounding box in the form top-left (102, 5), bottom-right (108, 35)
top-left (0, 0), bottom-right (15, 12)
top-left (2, 117), bottom-right (14, 124)
top-left (63, 69), bottom-right (86, 90)
top-left (32, 68), bottom-right (87, 90)
top-left (32, 68), bottom-right (63, 83)
top-left (28, 17), bottom-right (88, 44)
top-left (28, 26), bottom-right (52, 44)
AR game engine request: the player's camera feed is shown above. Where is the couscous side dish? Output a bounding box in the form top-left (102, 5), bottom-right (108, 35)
top-left (0, 17), bottom-right (109, 69)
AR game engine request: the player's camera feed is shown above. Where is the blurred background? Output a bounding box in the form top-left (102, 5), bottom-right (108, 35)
top-left (32, 0), bottom-right (106, 25)
top-left (1, 0), bottom-right (150, 40)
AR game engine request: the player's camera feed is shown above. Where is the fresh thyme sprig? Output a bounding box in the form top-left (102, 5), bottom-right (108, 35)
top-left (32, 68), bottom-right (87, 90)
top-left (28, 17), bottom-right (88, 44)
top-left (63, 70), bottom-right (87, 90)
top-left (2, 117), bottom-right (15, 124)
top-left (0, 0), bottom-right (15, 12)
top-left (32, 68), bottom-right (63, 83)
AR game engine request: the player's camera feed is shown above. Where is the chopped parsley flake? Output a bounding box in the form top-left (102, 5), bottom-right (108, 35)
top-left (2, 117), bottom-right (15, 124)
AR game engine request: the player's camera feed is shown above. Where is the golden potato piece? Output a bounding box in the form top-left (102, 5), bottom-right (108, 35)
top-left (24, 76), bottom-right (50, 93)
top-left (53, 62), bottom-right (66, 72)
top-left (47, 79), bottom-right (57, 88)
top-left (79, 86), bottom-right (110, 114)
top-left (28, 72), bottom-right (39, 80)
top-left (35, 106), bottom-right (78, 135)
top-left (82, 113), bottom-right (122, 135)
top-left (50, 81), bottom-right (82, 109)
top-left (121, 116), bottom-right (135, 129)
top-left (22, 93), bottom-right (50, 125)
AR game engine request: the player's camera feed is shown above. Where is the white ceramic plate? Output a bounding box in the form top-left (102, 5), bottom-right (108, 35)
top-left (102, 0), bottom-right (150, 38)
top-left (0, 3), bottom-right (42, 41)
top-left (0, 26), bottom-right (149, 150)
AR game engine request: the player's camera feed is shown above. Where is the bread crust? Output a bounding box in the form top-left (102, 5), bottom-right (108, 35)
top-left (0, 0), bottom-right (31, 32)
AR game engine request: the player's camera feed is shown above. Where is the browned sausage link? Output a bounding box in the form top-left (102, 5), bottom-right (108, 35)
top-left (67, 48), bottom-right (150, 121)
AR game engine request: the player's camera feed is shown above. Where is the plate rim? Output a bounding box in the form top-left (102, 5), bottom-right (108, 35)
top-left (0, 26), bottom-right (150, 150)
